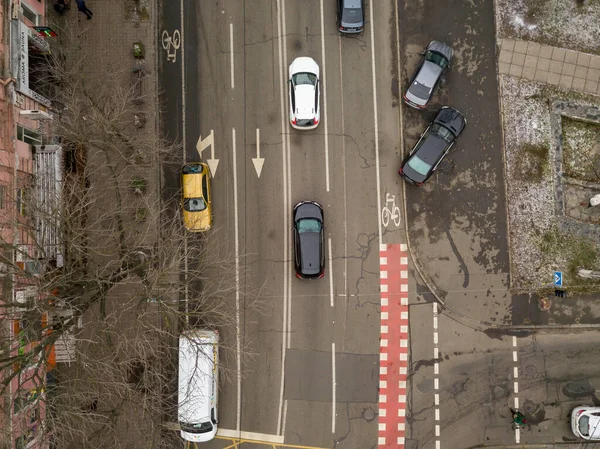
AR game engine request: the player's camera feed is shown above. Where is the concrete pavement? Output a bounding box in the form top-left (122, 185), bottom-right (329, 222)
top-left (407, 34), bottom-right (600, 330)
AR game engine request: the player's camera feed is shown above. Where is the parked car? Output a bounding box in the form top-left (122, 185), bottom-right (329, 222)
top-left (403, 41), bottom-right (453, 109)
top-left (399, 106), bottom-right (466, 186)
top-left (572, 406), bottom-right (600, 440)
top-left (289, 57), bottom-right (320, 130)
top-left (181, 162), bottom-right (212, 232)
top-left (337, 0), bottom-right (365, 34)
top-left (293, 201), bottom-right (325, 279)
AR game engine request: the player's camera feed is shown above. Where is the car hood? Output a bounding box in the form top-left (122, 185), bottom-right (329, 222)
top-left (290, 57), bottom-right (319, 78)
top-left (293, 85), bottom-right (317, 119)
top-left (299, 232), bottom-right (321, 276)
top-left (428, 40), bottom-right (453, 63)
top-left (434, 107), bottom-right (466, 136)
top-left (294, 202), bottom-right (323, 221)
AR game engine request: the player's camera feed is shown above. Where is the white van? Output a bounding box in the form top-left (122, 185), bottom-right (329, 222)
top-left (178, 329), bottom-right (219, 442)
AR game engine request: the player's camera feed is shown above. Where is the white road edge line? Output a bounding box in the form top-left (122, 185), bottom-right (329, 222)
top-left (232, 128), bottom-right (241, 431)
top-left (332, 342), bottom-right (336, 433)
top-left (218, 429), bottom-right (285, 444)
top-left (276, 0), bottom-right (289, 436)
top-left (319, 0), bottom-right (331, 192)
top-left (282, 0), bottom-right (292, 353)
top-left (180, 0), bottom-right (189, 321)
top-left (338, 34), bottom-right (348, 322)
top-left (369, 0), bottom-right (383, 242)
top-left (329, 237), bottom-right (334, 308)
top-left (513, 335), bottom-right (521, 443)
top-left (230, 23), bottom-right (235, 89)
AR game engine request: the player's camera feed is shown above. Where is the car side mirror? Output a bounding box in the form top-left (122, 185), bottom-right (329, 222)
top-left (419, 51), bottom-right (425, 56)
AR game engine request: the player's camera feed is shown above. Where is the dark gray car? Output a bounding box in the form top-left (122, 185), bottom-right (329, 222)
top-left (404, 41), bottom-right (453, 109)
top-left (337, 0), bottom-right (364, 34)
top-left (293, 201), bottom-right (325, 279)
top-left (399, 107), bottom-right (466, 186)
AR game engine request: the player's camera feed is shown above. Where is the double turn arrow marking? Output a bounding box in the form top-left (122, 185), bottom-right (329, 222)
top-left (196, 130), bottom-right (219, 176)
top-left (196, 128), bottom-right (265, 178)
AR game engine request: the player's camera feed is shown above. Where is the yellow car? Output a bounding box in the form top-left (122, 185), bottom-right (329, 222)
top-left (181, 162), bottom-right (212, 232)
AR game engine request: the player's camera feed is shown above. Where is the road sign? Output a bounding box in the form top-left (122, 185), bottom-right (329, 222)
top-left (553, 271), bottom-right (563, 287)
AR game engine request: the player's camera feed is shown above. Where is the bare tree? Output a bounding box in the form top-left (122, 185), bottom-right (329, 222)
top-left (0, 22), bottom-right (253, 449)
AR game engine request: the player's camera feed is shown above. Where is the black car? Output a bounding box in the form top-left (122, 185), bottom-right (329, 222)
top-left (293, 201), bottom-right (325, 279)
top-left (403, 41), bottom-right (453, 109)
top-left (399, 107), bottom-right (466, 186)
top-left (337, 0), bottom-right (365, 34)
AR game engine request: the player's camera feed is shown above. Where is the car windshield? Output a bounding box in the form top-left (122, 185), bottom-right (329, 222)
top-left (425, 51), bottom-right (449, 68)
top-left (184, 197), bottom-right (207, 212)
top-left (407, 154), bottom-right (433, 176)
top-left (409, 80), bottom-right (431, 100)
top-left (292, 72), bottom-right (317, 86)
top-left (431, 123), bottom-right (455, 143)
top-left (180, 421), bottom-right (213, 434)
top-left (297, 218), bottom-right (321, 233)
top-left (579, 415), bottom-right (590, 435)
top-left (342, 8), bottom-right (362, 23)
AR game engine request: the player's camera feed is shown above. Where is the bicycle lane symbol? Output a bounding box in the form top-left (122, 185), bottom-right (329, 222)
top-left (162, 29), bottom-right (181, 63)
top-left (381, 193), bottom-right (401, 228)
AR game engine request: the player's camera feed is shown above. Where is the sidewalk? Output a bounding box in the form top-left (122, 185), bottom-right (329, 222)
top-left (498, 38), bottom-right (600, 95)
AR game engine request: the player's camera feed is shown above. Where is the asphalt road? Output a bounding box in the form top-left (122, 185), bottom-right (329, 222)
top-left (158, 1), bottom-right (600, 448)
top-left (159, 0), bottom-right (404, 447)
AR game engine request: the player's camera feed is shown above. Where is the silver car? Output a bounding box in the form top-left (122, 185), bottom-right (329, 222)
top-left (403, 41), bottom-right (453, 109)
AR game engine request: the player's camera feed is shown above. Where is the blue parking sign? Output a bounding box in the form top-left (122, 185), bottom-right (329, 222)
top-left (554, 271), bottom-right (563, 287)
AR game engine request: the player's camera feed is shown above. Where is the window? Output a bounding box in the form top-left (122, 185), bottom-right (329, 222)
top-left (16, 189), bottom-right (26, 216)
top-left (0, 185), bottom-right (6, 209)
top-left (21, 4), bottom-right (39, 25)
top-left (17, 126), bottom-right (42, 145)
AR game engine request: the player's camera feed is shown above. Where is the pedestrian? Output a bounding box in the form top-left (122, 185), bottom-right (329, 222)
top-left (510, 408), bottom-right (527, 426)
top-left (75, 0), bottom-right (93, 19)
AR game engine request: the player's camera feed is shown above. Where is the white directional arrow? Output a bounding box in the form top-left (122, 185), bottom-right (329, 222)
top-left (196, 130), bottom-right (219, 176)
top-left (252, 128), bottom-right (265, 178)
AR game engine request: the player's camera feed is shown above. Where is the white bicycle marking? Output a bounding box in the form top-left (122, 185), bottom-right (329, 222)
top-left (381, 192), bottom-right (401, 228)
top-left (161, 29), bottom-right (181, 63)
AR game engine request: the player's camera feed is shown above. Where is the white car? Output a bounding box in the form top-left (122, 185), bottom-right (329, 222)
top-left (289, 57), bottom-right (320, 130)
top-left (572, 406), bottom-right (600, 440)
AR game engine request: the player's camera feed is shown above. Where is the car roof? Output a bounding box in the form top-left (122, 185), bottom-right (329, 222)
top-left (434, 107), bottom-right (466, 136)
top-left (415, 60), bottom-right (443, 89)
top-left (299, 233), bottom-right (321, 276)
top-left (427, 40), bottom-right (453, 62)
top-left (293, 85), bottom-right (316, 119)
top-left (182, 165), bottom-right (207, 199)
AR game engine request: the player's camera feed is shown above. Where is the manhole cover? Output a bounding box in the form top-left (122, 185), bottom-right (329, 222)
top-left (362, 408), bottom-right (376, 422)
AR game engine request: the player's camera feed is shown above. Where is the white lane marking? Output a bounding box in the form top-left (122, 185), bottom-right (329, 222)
top-left (512, 335), bottom-right (521, 443)
top-left (338, 35), bottom-right (348, 321)
top-left (319, 0), bottom-right (330, 192)
top-left (368, 0), bottom-right (383, 242)
top-left (433, 302), bottom-right (441, 449)
top-left (218, 429), bottom-right (284, 444)
top-left (276, 0), bottom-right (289, 436)
top-left (232, 127), bottom-right (241, 431)
top-left (393, 0), bottom-right (405, 160)
top-left (329, 237), bottom-right (334, 308)
top-left (332, 342), bottom-right (336, 433)
top-left (282, 399), bottom-right (288, 437)
top-left (230, 23), bottom-right (235, 89)
top-left (180, 0), bottom-right (186, 160)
